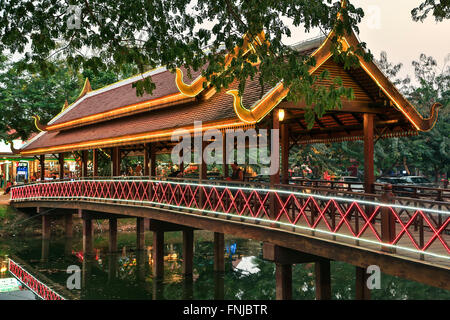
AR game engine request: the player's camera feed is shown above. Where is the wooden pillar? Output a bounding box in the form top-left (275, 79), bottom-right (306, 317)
top-left (363, 113), bottom-right (375, 193)
top-left (355, 266), bottom-right (371, 300)
top-left (82, 150), bottom-right (88, 178)
top-left (270, 110), bottom-right (280, 220)
top-left (64, 214), bottom-right (73, 239)
top-left (315, 259), bottom-right (331, 300)
top-left (182, 229), bottom-right (194, 275)
top-left (200, 140), bottom-right (207, 180)
top-left (136, 217), bottom-right (145, 251)
top-left (42, 214), bottom-right (51, 240)
top-left (222, 132), bottom-right (229, 179)
top-left (275, 263), bottom-right (292, 300)
top-left (112, 147), bottom-right (121, 176)
top-left (152, 230), bottom-right (164, 278)
top-left (58, 153), bottom-right (65, 179)
top-left (281, 122), bottom-right (289, 185)
top-left (213, 232), bottom-right (225, 272)
top-left (150, 144), bottom-right (156, 177)
top-left (92, 149), bottom-right (98, 177)
top-left (83, 218), bottom-right (93, 256)
top-left (109, 218), bottom-right (117, 253)
top-left (39, 154), bottom-right (45, 181)
top-left (144, 144), bottom-right (150, 176)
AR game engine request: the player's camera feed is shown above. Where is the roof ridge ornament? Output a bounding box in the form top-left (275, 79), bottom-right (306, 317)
top-left (32, 115), bottom-right (47, 132)
top-left (175, 31), bottom-right (267, 98)
top-left (77, 78), bottom-right (92, 100)
top-left (229, 1), bottom-right (440, 132)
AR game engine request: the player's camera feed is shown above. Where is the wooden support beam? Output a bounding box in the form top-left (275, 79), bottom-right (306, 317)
top-left (281, 123), bottom-right (289, 185)
top-left (82, 150), bottom-right (88, 177)
top-left (364, 113), bottom-right (375, 193)
top-left (152, 230), bottom-right (165, 278)
top-left (109, 218), bottom-right (117, 253)
top-left (214, 232), bottom-right (225, 272)
top-left (136, 217), bottom-right (145, 251)
top-left (315, 259), bottom-right (331, 300)
top-left (58, 153), bottom-right (65, 179)
top-left (149, 219), bottom-right (198, 232)
top-left (182, 229), bottom-right (194, 276)
top-left (263, 243), bottom-right (323, 264)
top-left (275, 263), bottom-right (292, 300)
top-left (40, 154), bottom-right (45, 181)
top-left (144, 143), bottom-right (150, 176)
top-left (112, 146), bottom-right (121, 176)
top-left (222, 132), bottom-right (229, 179)
top-left (92, 149), bottom-right (98, 177)
top-left (150, 144), bottom-right (156, 177)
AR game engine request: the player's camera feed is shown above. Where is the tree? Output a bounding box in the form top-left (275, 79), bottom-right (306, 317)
top-left (0, 58), bottom-right (132, 142)
top-left (412, 0), bottom-right (450, 22)
top-left (0, 0), bottom-right (371, 127)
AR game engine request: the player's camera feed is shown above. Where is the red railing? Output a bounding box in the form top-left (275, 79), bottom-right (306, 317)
top-left (8, 258), bottom-right (65, 300)
top-left (10, 177), bottom-right (450, 264)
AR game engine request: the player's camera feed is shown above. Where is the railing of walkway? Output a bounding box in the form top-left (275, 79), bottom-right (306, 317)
top-left (8, 258), bottom-right (65, 300)
top-left (10, 177), bottom-right (450, 265)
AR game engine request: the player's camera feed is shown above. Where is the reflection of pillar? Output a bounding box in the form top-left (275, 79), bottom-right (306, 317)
top-left (65, 214), bottom-right (73, 238)
top-left (81, 256), bottom-right (93, 298)
top-left (64, 237), bottom-right (73, 257)
top-left (182, 229), bottom-right (194, 276)
top-left (213, 232), bottom-right (225, 272)
top-left (183, 275), bottom-right (194, 300)
top-left (315, 260), bottom-right (331, 300)
top-left (109, 218), bottom-right (117, 253)
top-left (152, 231), bottom-right (164, 278)
top-left (137, 217), bottom-right (145, 251)
top-left (136, 250), bottom-right (147, 282)
top-left (152, 278), bottom-right (164, 300)
top-left (83, 218), bottom-right (93, 256)
top-left (42, 214), bottom-right (51, 240)
top-left (355, 267), bottom-right (371, 300)
top-left (41, 239), bottom-right (50, 263)
top-left (214, 272), bottom-right (225, 300)
top-left (108, 253), bottom-right (118, 282)
top-left (275, 263), bottom-right (292, 300)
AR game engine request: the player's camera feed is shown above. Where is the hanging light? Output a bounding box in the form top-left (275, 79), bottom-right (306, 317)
top-left (278, 109), bottom-right (285, 122)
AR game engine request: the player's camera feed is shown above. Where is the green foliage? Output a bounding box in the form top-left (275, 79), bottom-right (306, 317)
top-left (0, 0), bottom-right (371, 128)
top-left (412, 0), bottom-right (450, 22)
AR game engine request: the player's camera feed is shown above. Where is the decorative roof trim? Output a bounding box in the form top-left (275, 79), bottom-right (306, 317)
top-left (20, 119), bottom-right (249, 156)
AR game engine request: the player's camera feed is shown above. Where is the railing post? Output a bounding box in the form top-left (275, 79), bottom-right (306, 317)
top-left (381, 184), bottom-right (396, 252)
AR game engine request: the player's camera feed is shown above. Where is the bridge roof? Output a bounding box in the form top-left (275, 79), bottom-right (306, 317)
top-left (19, 28), bottom-right (439, 155)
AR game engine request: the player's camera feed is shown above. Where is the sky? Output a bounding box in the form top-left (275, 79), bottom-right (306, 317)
top-left (284, 0), bottom-right (450, 82)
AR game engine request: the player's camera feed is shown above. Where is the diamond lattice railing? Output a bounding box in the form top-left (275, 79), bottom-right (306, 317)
top-left (10, 178), bottom-right (450, 260)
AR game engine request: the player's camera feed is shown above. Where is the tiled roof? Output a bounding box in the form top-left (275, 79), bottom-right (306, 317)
top-left (23, 76), bottom-right (269, 151)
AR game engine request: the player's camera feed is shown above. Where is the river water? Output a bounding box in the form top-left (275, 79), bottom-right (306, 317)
top-left (0, 205), bottom-right (449, 300)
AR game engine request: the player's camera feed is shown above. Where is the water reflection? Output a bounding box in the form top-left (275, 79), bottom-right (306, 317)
top-left (0, 229), bottom-right (449, 300)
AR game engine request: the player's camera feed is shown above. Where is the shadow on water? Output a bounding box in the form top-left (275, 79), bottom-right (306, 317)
top-left (0, 206), bottom-right (449, 300)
